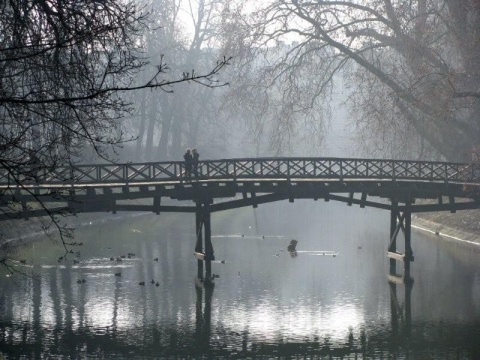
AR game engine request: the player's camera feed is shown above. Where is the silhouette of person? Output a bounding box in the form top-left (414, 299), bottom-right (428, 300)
top-left (184, 149), bottom-right (192, 178)
top-left (192, 148), bottom-right (200, 177)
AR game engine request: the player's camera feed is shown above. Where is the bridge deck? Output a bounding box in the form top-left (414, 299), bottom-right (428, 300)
top-left (0, 158), bottom-right (479, 220)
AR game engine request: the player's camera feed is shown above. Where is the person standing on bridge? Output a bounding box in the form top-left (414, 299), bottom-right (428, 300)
top-left (184, 149), bottom-right (193, 178)
top-left (192, 149), bottom-right (200, 178)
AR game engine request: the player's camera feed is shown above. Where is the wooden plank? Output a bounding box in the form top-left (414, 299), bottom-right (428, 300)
top-left (194, 252), bottom-right (205, 261)
top-left (387, 251), bottom-right (405, 261)
top-left (194, 251), bottom-right (215, 261)
top-left (387, 273), bottom-right (405, 285)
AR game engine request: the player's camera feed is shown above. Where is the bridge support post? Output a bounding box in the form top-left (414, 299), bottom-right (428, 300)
top-left (204, 202), bottom-right (213, 279)
top-left (388, 200), bottom-right (414, 280)
top-left (194, 201), bottom-right (215, 280)
top-left (404, 210), bottom-right (412, 279)
top-left (389, 201), bottom-right (398, 274)
top-left (195, 203), bottom-right (204, 279)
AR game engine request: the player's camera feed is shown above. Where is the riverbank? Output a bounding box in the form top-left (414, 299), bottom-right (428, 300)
top-left (0, 212), bottom-right (149, 251)
top-left (413, 210), bottom-right (480, 248)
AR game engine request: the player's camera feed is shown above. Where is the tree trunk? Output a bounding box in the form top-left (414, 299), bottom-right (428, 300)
top-left (144, 96), bottom-right (158, 161)
top-left (135, 91), bottom-right (148, 160)
top-left (157, 111), bottom-right (173, 160)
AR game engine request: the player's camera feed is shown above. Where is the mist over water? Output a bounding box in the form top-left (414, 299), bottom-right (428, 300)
top-left (1, 201), bottom-right (480, 358)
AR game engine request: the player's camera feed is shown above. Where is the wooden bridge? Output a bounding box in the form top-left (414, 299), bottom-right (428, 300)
top-left (2, 157), bottom-right (480, 280)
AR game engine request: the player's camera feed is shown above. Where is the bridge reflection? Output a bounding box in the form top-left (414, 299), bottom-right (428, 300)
top-left (1, 273), bottom-right (476, 359)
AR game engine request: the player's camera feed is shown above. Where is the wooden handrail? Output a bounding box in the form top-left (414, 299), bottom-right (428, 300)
top-left (0, 157), bottom-right (478, 186)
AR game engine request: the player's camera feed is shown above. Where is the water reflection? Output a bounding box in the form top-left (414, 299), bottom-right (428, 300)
top-left (0, 205), bottom-right (480, 358)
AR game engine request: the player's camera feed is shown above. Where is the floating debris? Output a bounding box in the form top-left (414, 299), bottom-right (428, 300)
top-left (294, 250), bottom-right (339, 257)
top-left (287, 239), bottom-right (298, 252)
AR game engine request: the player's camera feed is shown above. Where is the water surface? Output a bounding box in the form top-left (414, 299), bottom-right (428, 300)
top-left (1, 202), bottom-right (480, 358)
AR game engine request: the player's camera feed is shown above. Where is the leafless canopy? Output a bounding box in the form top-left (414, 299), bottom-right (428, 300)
top-left (0, 0), bottom-right (229, 263)
top-left (227, 0), bottom-right (480, 160)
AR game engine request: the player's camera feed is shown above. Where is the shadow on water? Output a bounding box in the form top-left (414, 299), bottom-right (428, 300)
top-left (0, 203), bottom-right (480, 358)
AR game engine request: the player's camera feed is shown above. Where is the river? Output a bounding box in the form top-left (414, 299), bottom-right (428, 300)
top-left (1, 201), bottom-right (480, 359)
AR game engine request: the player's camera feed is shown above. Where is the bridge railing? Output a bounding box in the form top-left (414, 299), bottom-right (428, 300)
top-left (0, 158), bottom-right (479, 186)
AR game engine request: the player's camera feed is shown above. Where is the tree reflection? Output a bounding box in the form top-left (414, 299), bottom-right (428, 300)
top-left (1, 235), bottom-right (479, 358)
top-left (0, 277), bottom-right (478, 359)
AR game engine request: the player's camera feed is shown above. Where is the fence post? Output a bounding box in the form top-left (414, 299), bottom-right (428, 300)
top-left (178, 163), bottom-right (183, 184)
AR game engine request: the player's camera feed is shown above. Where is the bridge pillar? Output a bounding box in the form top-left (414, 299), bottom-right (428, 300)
top-left (389, 201), bottom-right (398, 274)
top-left (204, 202), bottom-right (214, 279)
top-left (194, 201), bottom-right (215, 280)
top-left (195, 203), bottom-right (204, 279)
top-left (388, 200), bottom-right (414, 280)
top-left (404, 210), bottom-right (412, 279)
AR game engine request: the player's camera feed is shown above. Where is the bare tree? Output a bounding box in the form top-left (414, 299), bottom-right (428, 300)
top-left (216, 1), bottom-right (329, 156)
top-left (127, 0), bottom-right (230, 160)
top-left (226, 0), bottom-right (480, 160)
top-left (0, 0), bottom-right (229, 270)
